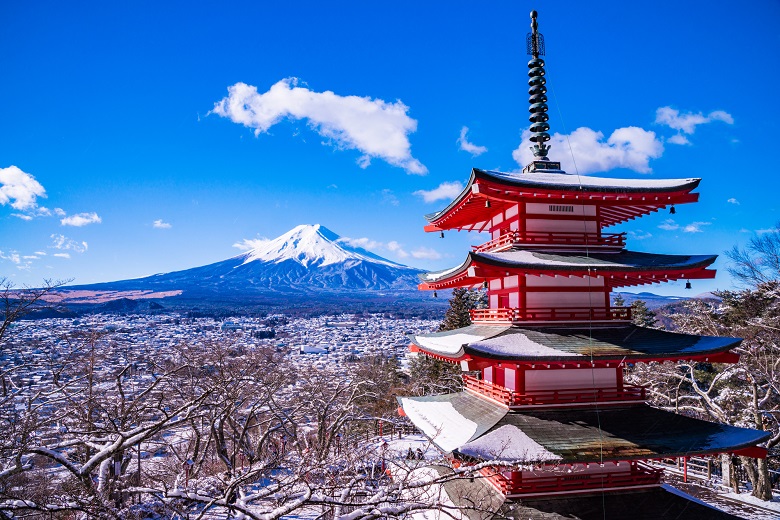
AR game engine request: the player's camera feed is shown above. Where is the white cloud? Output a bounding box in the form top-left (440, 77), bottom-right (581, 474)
top-left (54, 207), bottom-right (66, 216)
top-left (727, 198), bottom-right (740, 205)
top-left (683, 221), bottom-right (711, 233)
top-left (628, 230), bottom-right (653, 240)
top-left (667, 134), bottom-right (691, 145)
top-left (0, 250), bottom-right (34, 270)
top-left (381, 189), bottom-right (399, 206)
top-left (60, 212), bottom-right (101, 227)
top-left (411, 247), bottom-right (442, 260)
top-left (513, 127), bottom-right (663, 174)
top-left (341, 237), bottom-right (416, 259)
top-left (386, 241), bottom-right (409, 259)
top-left (338, 237), bottom-right (383, 250)
top-left (756, 228), bottom-right (778, 236)
top-left (53, 253), bottom-right (71, 259)
top-left (457, 126), bottom-right (488, 156)
top-left (0, 165), bottom-right (46, 211)
top-left (11, 213), bottom-right (33, 221)
top-left (212, 78), bottom-right (427, 174)
top-left (232, 238), bottom-right (271, 251)
top-left (655, 107), bottom-right (734, 145)
top-left (153, 219), bottom-right (172, 229)
top-left (50, 234), bottom-right (88, 253)
top-left (414, 181), bottom-right (465, 203)
top-left (0, 250), bottom-right (21, 264)
top-left (658, 219), bottom-right (679, 231)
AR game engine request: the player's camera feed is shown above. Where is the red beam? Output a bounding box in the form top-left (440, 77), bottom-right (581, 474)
top-left (733, 446), bottom-right (768, 459)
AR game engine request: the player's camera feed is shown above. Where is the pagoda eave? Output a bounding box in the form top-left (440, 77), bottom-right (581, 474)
top-left (411, 343), bottom-right (740, 368)
top-left (419, 251), bottom-right (717, 290)
top-left (398, 393), bottom-right (770, 465)
top-left (426, 169), bottom-right (702, 231)
top-left (408, 324), bottom-right (742, 365)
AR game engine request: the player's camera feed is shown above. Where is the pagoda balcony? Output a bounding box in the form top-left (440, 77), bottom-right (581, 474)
top-left (469, 306), bottom-right (632, 324)
top-left (472, 231), bottom-right (626, 253)
top-left (481, 462), bottom-right (662, 497)
top-left (462, 374), bottom-right (648, 408)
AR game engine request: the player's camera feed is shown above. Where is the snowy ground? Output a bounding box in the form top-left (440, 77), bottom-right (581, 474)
top-left (664, 473), bottom-right (780, 520)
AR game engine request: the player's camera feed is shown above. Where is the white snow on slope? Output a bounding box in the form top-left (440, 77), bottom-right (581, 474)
top-left (459, 425), bottom-right (562, 463)
top-left (239, 224), bottom-right (408, 269)
top-left (399, 398), bottom-right (479, 453)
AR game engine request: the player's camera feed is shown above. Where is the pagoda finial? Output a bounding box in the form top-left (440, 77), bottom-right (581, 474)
top-left (527, 10), bottom-right (551, 160)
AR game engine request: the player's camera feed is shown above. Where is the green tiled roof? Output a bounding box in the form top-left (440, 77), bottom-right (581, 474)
top-left (398, 392), bottom-right (769, 464)
top-left (421, 250), bottom-right (716, 282)
top-left (433, 465), bottom-right (743, 519)
top-left (410, 324), bottom-right (741, 361)
top-left (460, 404), bottom-right (770, 463)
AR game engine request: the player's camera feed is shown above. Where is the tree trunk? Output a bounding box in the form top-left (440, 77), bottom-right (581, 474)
top-left (754, 457), bottom-right (774, 501)
top-left (741, 456), bottom-right (759, 496)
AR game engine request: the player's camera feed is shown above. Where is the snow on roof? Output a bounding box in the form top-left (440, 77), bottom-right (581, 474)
top-left (398, 393), bottom-right (507, 453)
top-left (411, 325), bottom-right (509, 356)
top-left (399, 399), bottom-right (479, 453)
top-left (412, 325), bottom-right (741, 361)
top-left (422, 250), bottom-right (717, 284)
top-left (421, 264), bottom-right (462, 282)
top-left (470, 332), bottom-right (585, 358)
top-left (477, 250), bottom-right (716, 270)
top-left (482, 169), bottom-right (701, 191)
top-left (458, 424), bottom-right (562, 463)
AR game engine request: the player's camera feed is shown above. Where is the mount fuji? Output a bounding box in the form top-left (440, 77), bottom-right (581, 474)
top-left (65, 225), bottom-right (425, 298)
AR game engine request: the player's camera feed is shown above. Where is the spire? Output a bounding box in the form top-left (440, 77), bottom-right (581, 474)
top-left (522, 10), bottom-right (562, 174)
top-left (527, 10), bottom-right (551, 160)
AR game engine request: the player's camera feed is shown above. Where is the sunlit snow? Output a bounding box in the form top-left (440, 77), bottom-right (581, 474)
top-left (239, 224), bottom-right (408, 269)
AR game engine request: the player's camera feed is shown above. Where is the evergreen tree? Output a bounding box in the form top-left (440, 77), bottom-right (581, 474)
top-left (612, 292), bottom-right (626, 307)
top-left (438, 288), bottom-right (486, 332)
top-left (407, 288), bottom-right (488, 395)
top-left (630, 299), bottom-right (657, 328)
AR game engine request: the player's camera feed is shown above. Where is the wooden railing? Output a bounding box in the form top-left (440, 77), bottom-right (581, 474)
top-left (462, 374), bottom-right (515, 404)
top-left (473, 231), bottom-right (626, 253)
top-left (462, 374), bottom-right (648, 407)
top-left (483, 462), bottom-right (662, 496)
top-left (469, 306), bottom-right (632, 323)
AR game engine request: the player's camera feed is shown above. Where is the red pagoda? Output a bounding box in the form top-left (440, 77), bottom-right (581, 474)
top-left (398, 11), bottom-right (770, 519)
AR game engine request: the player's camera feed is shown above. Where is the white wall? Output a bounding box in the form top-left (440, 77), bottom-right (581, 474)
top-left (524, 368), bottom-right (618, 391)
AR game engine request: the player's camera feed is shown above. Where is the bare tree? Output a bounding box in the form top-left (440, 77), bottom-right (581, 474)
top-left (727, 223), bottom-right (780, 286)
top-left (627, 286), bottom-right (780, 500)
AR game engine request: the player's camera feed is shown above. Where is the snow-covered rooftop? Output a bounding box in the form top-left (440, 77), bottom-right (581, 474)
top-left (422, 250), bottom-right (717, 283)
top-left (482, 169), bottom-right (701, 191)
top-left (410, 324), bottom-right (741, 361)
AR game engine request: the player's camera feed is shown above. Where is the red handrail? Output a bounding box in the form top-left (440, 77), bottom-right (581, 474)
top-left (462, 375), bottom-right (648, 407)
top-left (473, 231), bottom-right (626, 252)
top-left (469, 306), bottom-right (632, 323)
top-left (482, 462), bottom-right (662, 495)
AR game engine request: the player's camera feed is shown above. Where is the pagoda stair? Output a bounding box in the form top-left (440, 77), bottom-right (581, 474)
top-left (469, 306), bottom-right (632, 324)
top-left (472, 231), bottom-right (626, 253)
top-left (481, 461), bottom-right (662, 497)
top-left (463, 374), bottom-right (648, 408)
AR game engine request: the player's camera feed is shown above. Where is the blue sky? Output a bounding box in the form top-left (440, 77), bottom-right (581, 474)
top-left (1, 1), bottom-right (779, 296)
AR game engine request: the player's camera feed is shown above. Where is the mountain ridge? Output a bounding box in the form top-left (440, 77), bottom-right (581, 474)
top-left (64, 224), bottom-right (424, 296)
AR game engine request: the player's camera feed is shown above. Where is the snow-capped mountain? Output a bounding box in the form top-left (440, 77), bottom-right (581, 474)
top-left (239, 224), bottom-right (407, 270)
top-left (69, 224), bottom-right (424, 295)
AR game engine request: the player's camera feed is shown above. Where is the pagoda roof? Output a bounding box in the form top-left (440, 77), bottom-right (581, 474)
top-left (494, 487), bottom-right (746, 520)
top-left (419, 250), bottom-right (717, 289)
top-left (398, 392), bottom-right (770, 464)
top-left (410, 324), bottom-right (740, 363)
top-left (433, 470), bottom-right (744, 520)
top-left (425, 169), bottom-right (701, 230)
